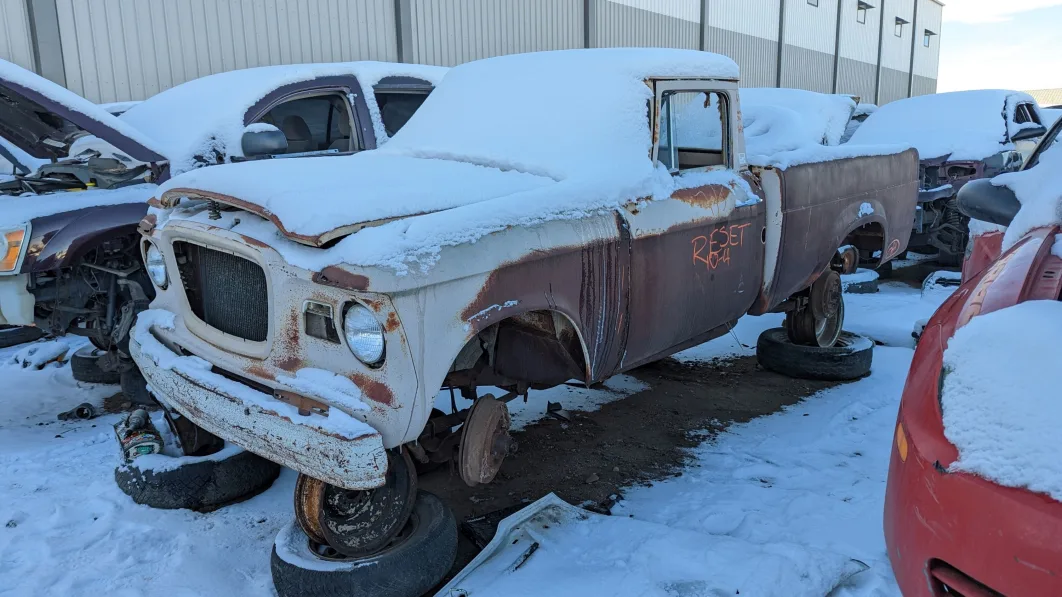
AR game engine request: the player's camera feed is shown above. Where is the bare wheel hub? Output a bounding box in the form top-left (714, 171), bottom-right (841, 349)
top-left (459, 395), bottom-right (513, 487)
top-left (293, 449), bottom-right (417, 558)
top-left (787, 270), bottom-right (845, 348)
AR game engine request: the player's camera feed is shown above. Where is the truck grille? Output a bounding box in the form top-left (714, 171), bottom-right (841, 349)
top-left (173, 241), bottom-right (269, 342)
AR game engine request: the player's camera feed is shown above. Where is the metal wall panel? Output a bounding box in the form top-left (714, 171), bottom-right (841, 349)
top-left (838, 0), bottom-right (880, 64)
top-left (880, 0), bottom-right (914, 71)
top-left (708, 0), bottom-right (779, 41)
top-left (54, 0), bottom-right (398, 103)
top-left (878, 66), bottom-right (909, 103)
top-left (837, 56), bottom-right (875, 100)
top-left (705, 27), bottom-right (777, 87)
top-left (593, 0), bottom-right (699, 49)
top-left (783, 0), bottom-right (837, 54)
top-left (912, 0), bottom-right (940, 78)
top-left (781, 44), bottom-right (833, 94)
top-left (408, 0), bottom-right (582, 66)
top-left (0, 0), bottom-right (35, 71)
top-left (911, 74), bottom-right (936, 97)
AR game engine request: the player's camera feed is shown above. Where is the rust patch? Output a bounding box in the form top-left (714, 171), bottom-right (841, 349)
top-left (361, 297), bottom-right (385, 312)
top-left (240, 234), bottom-right (271, 249)
top-left (672, 184), bottom-right (730, 209)
top-left (138, 213), bottom-right (157, 235)
top-left (147, 197), bottom-right (164, 208)
top-left (281, 309), bottom-right (301, 353)
top-left (349, 373), bottom-right (395, 406)
top-left (276, 355), bottom-right (306, 373)
top-left (384, 312), bottom-right (400, 333)
top-left (245, 363), bottom-right (276, 381)
top-left (313, 266), bottom-right (370, 291)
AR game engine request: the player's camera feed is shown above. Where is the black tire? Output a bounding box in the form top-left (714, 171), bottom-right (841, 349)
top-left (272, 491), bottom-right (458, 597)
top-left (120, 366), bottom-right (155, 406)
top-left (114, 446), bottom-right (280, 511)
top-left (70, 345), bottom-right (120, 384)
top-left (757, 328), bottom-right (873, 381)
top-left (0, 325), bottom-right (43, 349)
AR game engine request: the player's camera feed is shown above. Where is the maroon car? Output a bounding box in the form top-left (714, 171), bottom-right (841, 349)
top-left (0, 59), bottom-right (444, 393)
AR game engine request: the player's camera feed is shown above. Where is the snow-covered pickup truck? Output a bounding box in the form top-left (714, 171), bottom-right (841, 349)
top-left (849, 90), bottom-right (1047, 264)
top-left (131, 49), bottom-right (916, 576)
top-left (0, 59), bottom-right (443, 365)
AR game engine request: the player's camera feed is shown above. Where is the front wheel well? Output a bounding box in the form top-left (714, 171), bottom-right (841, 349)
top-left (443, 310), bottom-right (589, 394)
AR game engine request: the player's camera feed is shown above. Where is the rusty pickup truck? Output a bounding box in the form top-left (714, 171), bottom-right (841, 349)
top-left (130, 49), bottom-right (916, 576)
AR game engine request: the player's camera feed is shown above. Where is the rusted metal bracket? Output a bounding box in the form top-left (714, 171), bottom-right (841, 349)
top-left (274, 390), bottom-right (330, 417)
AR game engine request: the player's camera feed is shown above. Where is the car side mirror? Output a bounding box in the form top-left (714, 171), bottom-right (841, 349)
top-left (1011, 125), bottom-right (1047, 142)
top-left (241, 124), bottom-right (288, 157)
top-left (957, 178), bottom-right (1020, 227)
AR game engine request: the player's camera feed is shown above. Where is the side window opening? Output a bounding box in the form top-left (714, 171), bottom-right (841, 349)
top-left (375, 92), bottom-right (431, 138)
top-left (658, 90), bottom-right (729, 173)
top-left (1014, 103), bottom-right (1042, 125)
top-left (259, 93), bottom-right (354, 155)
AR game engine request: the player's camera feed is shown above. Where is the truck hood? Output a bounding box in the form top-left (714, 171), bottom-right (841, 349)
top-left (157, 152), bottom-right (556, 246)
top-left (0, 60), bottom-right (167, 163)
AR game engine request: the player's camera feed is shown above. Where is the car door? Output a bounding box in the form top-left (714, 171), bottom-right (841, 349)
top-left (618, 79), bottom-right (765, 369)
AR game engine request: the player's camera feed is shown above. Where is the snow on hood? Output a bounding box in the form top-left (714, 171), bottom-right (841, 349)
top-left (848, 89), bottom-right (1039, 161)
top-left (942, 300), bottom-right (1062, 502)
top-left (158, 49), bottom-right (747, 271)
top-left (0, 184), bottom-right (155, 229)
top-left (81, 61), bottom-right (446, 176)
top-left (994, 142), bottom-right (1062, 250)
top-left (0, 59), bottom-right (167, 162)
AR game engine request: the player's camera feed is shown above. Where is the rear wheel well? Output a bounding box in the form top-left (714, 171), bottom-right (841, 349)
top-left (443, 310), bottom-right (589, 395)
top-left (842, 222), bottom-right (885, 264)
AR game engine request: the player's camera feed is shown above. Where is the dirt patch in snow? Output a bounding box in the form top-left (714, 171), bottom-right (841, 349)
top-left (420, 355), bottom-right (842, 581)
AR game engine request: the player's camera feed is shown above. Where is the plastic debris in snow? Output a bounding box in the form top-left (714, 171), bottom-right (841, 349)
top-left (993, 142), bottom-right (1062, 250)
top-left (848, 89), bottom-right (1040, 161)
top-left (941, 300), bottom-right (1062, 502)
top-left (439, 493), bottom-right (869, 597)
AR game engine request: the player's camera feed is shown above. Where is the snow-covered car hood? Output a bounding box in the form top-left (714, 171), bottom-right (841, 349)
top-left (848, 89), bottom-right (1041, 161)
top-left (157, 152), bottom-right (555, 246)
top-left (0, 183), bottom-right (156, 229)
top-left (0, 59), bottom-right (166, 163)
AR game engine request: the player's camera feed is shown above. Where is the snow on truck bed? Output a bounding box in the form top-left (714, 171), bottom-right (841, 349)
top-left (847, 89), bottom-right (1039, 161)
top-left (942, 300), bottom-right (1062, 502)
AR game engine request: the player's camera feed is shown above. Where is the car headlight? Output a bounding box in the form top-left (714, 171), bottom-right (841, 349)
top-left (145, 243), bottom-right (168, 288)
top-left (0, 226), bottom-right (28, 274)
top-left (343, 304), bottom-right (384, 365)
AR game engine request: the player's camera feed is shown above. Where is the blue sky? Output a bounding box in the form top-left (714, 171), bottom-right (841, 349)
top-left (938, 1), bottom-right (1062, 92)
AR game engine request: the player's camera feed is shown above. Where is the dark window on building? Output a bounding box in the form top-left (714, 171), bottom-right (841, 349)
top-left (808, 0), bottom-right (819, 6)
top-left (895, 17), bottom-right (909, 37)
top-left (857, 1), bottom-right (874, 24)
top-left (923, 29), bottom-right (936, 47)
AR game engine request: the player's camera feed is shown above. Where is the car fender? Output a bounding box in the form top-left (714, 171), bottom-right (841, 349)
top-left (21, 201), bottom-right (149, 272)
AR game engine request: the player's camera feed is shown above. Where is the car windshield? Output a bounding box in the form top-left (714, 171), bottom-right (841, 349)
top-left (1025, 120), bottom-right (1061, 169)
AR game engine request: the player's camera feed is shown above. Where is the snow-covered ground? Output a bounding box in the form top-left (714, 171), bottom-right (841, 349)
top-left (0, 279), bottom-right (952, 596)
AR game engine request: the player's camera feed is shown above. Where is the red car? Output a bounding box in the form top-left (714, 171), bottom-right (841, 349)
top-left (884, 166), bottom-right (1062, 594)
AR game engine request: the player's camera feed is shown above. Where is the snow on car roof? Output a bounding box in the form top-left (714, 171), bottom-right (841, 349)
top-left (158, 49), bottom-right (748, 272)
top-left (848, 89), bottom-right (1039, 161)
top-left (942, 300), bottom-right (1062, 502)
top-left (993, 141), bottom-right (1062, 250)
top-left (741, 88), bottom-right (855, 147)
top-left (117, 61), bottom-right (446, 175)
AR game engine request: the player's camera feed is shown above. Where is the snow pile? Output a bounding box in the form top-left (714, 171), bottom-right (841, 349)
top-left (441, 494), bottom-right (867, 597)
top-left (941, 300), bottom-right (1062, 502)
top-left (9, 339), bottom-right (71, 369)
top-left (994, 141), bottom-right (1062, 250)
top-left (96, 62), bottom-right (445, 175)
top-left (742, 88), bottom-right (856, 147)
top-left (0, 184), bottom-right (154, 228)
top-left (849, 90), bottom-right (1038, 160)
top-left (0, 59), bottom-right (163, 159)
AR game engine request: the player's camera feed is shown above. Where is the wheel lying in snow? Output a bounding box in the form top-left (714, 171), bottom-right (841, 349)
top-left (70, 345), bottom-right (121, 384)
top-left (272, 491), bottom-right (458, 597)
top-left (0, 325), bottom-right (43, 349)
top-left (114, 444), bottom-right (280, 511)
top-left (757, 328), bottom-right (873, 381)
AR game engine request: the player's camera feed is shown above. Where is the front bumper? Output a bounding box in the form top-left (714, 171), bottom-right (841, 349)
top-left (884, 321), bottom-right (1062, 596)
top-left (131, 313), bottom-right (389, 490)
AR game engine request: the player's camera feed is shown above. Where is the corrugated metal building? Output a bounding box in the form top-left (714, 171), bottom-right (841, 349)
top-left (0, 0), bottom-right (942, 104)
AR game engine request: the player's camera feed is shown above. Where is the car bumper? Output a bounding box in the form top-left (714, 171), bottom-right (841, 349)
top-left (0, 274), bottom-right (34, 325)
top-left (131, 313), bottom-right (390, 490)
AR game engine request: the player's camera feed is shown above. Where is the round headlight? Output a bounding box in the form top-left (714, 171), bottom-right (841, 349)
top-left (145, 243), bottom-right (168, 288)
top-left (343, 304), bottom-right (385, 365)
